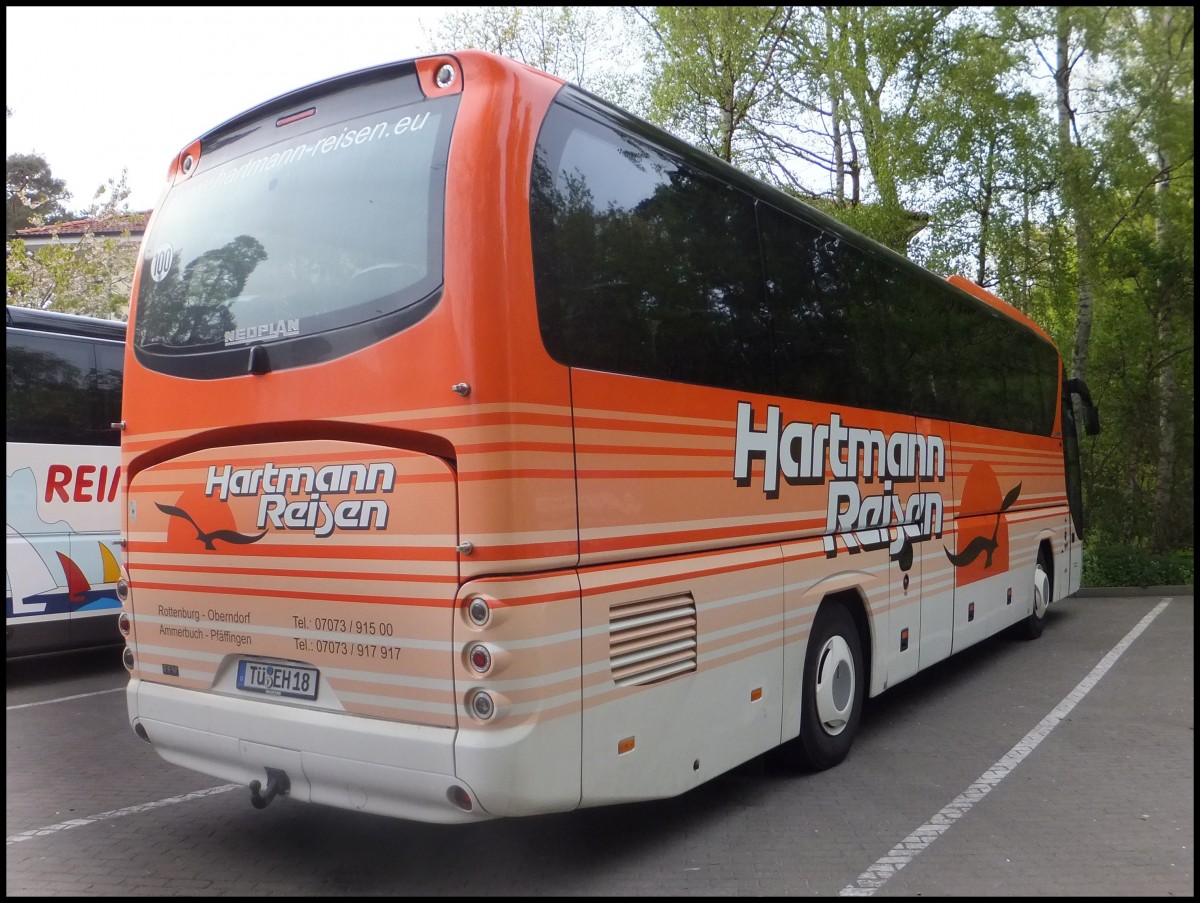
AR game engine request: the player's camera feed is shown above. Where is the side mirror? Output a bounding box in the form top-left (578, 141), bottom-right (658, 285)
top-left (1065, 377), bottom-right (1101, 435)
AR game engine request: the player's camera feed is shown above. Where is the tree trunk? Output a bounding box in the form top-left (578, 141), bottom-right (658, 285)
top-left (1149, 146), bottom-right (1179, 553)
top-left (1056, 10), bottom-right (1097, 429)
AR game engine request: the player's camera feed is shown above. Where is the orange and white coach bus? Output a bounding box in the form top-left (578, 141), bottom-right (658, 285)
top-left (118, 49), bottom-right (1100, 823)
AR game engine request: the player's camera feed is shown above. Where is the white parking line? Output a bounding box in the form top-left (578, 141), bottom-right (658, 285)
top-left (6, 687), bottom-right (125, 711)
top-left (839, 599), bottom-right (1172, 897)
top-left (6, 784), bottom-right (242, 846)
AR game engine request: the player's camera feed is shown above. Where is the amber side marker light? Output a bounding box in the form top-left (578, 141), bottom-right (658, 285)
top-left (618, 736), bottom-right (635, 755)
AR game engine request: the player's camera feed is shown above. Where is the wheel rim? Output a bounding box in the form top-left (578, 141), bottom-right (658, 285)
top-left (1033, 565), bottom-right (1050, 620)
top-left (814, 634), bottom-right (856, 736)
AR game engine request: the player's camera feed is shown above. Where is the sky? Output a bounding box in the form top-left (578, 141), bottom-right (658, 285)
top-left (6, 6), bottom-right (456, 214)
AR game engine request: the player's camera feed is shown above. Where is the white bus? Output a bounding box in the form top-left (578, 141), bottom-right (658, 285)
top-left (6, 305), bottom-right (126, 657)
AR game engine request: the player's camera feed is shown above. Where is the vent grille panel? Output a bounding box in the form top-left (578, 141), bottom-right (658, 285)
top-left (609, 594), bottom-right (697, 687)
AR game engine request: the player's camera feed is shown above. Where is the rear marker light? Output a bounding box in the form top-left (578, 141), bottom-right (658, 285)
top-left (469, 690), bottom-right (495, 720)
top-left (448, 785), bottom-right (473, 811)
top-left (467, 597), bottom-right (490, 627)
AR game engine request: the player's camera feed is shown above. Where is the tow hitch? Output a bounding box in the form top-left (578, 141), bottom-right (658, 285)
top-left (249, 767), bottom-right (291, 809)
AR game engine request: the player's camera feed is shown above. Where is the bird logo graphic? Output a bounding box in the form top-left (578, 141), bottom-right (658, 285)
top-left (155, 502), bottom-right (267, 550)
top-left (945, 481), bottom-right (1021, 571)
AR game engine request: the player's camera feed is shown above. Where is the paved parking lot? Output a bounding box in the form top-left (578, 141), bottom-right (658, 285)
top-left (6, 589), bottom-right (1193, 896)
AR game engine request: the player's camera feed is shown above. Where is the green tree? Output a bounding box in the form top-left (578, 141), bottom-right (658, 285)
top-left (1089, 6), bottom-right (1194, 552)
top-left (997, 8), bottom-right (1111, 398)
top-left (775, 7), bottom-right (987, 252)
top-left (6, 170), bottom-right (138, 319)
top-left (635, 6), bottom-right (792, 167)
top-left (429, 5), bottom-right (646, 111)
top-left (904, 14), bottom-right (1057, 304)
top-left (6, 152), bottom-right (71, 234)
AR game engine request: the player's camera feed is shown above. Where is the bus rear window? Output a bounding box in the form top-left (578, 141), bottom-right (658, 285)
top-left (134, 72), bottom-right (458, 379)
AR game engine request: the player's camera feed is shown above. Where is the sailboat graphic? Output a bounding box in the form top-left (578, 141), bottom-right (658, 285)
top-left (56, 544), bottom-right (122, 604)
top-left (6, 532), bottom-right (122, 618)
top-left (7, 525), bottom-right (58, 613)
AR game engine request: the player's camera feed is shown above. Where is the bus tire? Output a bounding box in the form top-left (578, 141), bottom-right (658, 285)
top-left (1022, 548), bottom-right (1053, 640)
top-left (787, 601), bottom-right (865, 772)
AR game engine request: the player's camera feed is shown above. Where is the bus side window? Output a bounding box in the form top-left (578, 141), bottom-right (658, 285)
top-left (531, 103), bottom-right (770, 395)
top-left (6, 331), bottom-right (94, 446)
top-left (93, 342), bottom-right (124, 446)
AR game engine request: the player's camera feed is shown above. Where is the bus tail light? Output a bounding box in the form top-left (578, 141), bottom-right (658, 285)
top-left (468, 644), bottom-right (492, 673)
top-left (118, 611), bottom-right (131, 637)
top-left (116, 577), bottom-right (130, 602)
top-left (122, 646), bottom-right (135, 671)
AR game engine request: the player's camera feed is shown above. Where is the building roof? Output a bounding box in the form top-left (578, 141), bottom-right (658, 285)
top-left (10, 211), bottom-right (150, 239)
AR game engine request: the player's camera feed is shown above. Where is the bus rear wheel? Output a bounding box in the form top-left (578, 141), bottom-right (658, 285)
top-left (1021, 549), bottom-right (1053, 640)
top-left (784, 601), bottom-right (864, 772)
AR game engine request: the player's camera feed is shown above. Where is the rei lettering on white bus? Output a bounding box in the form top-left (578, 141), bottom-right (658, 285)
top-left (44, 463), bottom-right (121, 503)
top-left (204, 461), bottom-right (396, 538)
top-left (732, 402), bottom-right (945, 559)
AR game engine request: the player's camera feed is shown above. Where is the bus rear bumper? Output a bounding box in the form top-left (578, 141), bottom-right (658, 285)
top-left (127, 679), bottom-right (493, 824)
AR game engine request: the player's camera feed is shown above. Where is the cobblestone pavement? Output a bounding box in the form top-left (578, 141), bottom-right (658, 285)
top-left (6, 589), bottom-right (1192, 896)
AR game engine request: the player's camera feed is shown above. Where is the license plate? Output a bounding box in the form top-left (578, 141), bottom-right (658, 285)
top-left (236, 660), bottom-right (319, 700)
